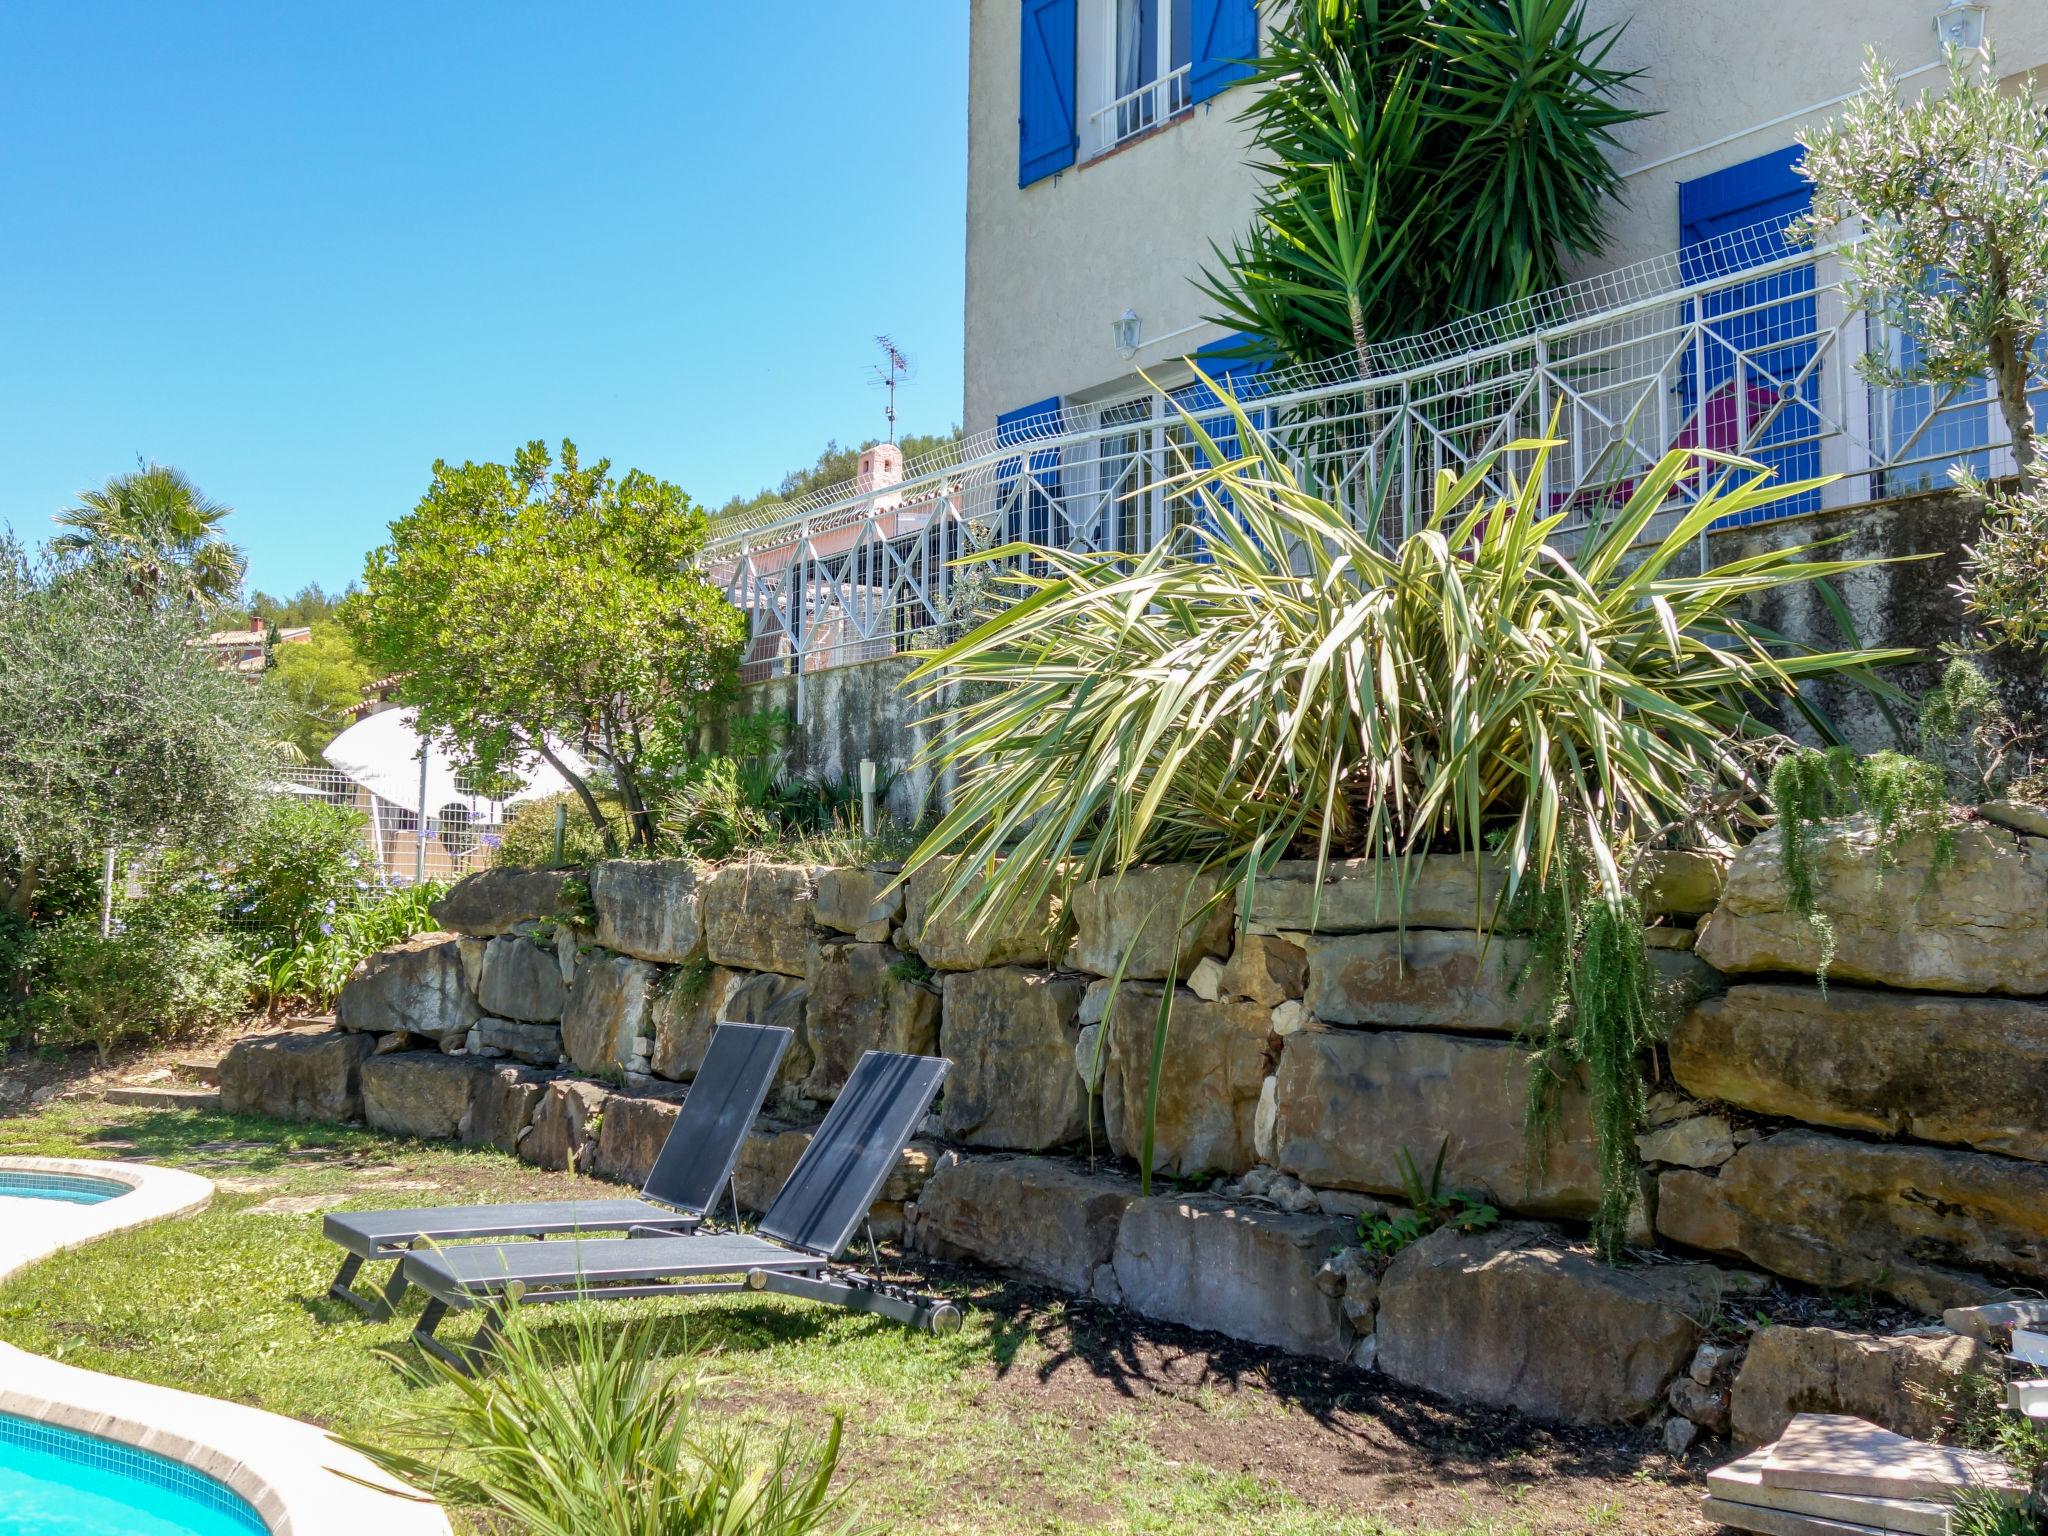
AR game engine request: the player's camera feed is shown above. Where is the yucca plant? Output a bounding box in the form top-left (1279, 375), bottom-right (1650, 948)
top-left (348, 1303), bottom-right (861, 1536)
top-left (901, 385), bottom-right (1911, 1244)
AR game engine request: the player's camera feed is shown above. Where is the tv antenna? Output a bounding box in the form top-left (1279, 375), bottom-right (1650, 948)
top-left (868, 335), bottom-right (915, 444)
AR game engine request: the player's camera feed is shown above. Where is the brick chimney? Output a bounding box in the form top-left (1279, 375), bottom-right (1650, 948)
top-left (856, 441), bottom-right (904, 493)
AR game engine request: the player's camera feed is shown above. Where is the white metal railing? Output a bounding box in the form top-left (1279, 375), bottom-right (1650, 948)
top-left (1086, 64), bottom-right (1193, 158)
top-left (708, 216), bottom-right (2047, 686)
top-left (270, 765), bottom-right (511, 885)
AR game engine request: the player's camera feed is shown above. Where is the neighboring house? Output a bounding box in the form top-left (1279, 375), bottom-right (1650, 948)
top-left (190, 617), bottom-right (311, 677)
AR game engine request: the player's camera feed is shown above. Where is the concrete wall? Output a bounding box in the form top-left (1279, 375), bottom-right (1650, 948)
top-left (963, 0), bottom-right (2048, 433)
top-left (740, 655), bottom-right (946, 824)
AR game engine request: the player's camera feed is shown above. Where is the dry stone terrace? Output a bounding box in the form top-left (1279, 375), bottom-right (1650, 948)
top-left (216, 814), bottom-right (2048, 1446)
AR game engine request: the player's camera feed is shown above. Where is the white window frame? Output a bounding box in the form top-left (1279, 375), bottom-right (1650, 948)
top-left (1079, 0), bottom-right (1192, 161)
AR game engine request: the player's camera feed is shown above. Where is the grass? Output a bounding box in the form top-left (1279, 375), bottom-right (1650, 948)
top-left (0, 1098), bottom-right (1692, 1535)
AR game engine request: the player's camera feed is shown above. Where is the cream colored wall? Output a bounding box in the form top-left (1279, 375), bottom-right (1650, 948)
top-left (965, 0), bottom-right (2048, 435)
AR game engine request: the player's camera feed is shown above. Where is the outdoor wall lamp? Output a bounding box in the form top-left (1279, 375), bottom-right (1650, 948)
top-left (1112, 308), bottom-right (1142, 360)
top-left (1933, 1), bottom-right (1988, 53)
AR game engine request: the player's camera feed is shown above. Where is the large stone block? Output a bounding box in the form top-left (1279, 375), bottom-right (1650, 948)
top-left (652, 967), bottom-right (811, 1088)
top-left (801, 941), bottom-right (939, 1102)
top-left (1102, 986), bottom-right (1272, 1178)
top-left (1672, 984), bottom-right (2048, 1162)
top-left (520, 1079), bottom-right (610, 1173)
top-left (220, 1029), bottom-right (373, 1123)
top-left (1728, 1326), bottom-right (1996, 1446)
top-left (560, 951), bottom-right (657, 1077)
top-left (361, 1052), bottom-right (486, 1140)
top-left (1064, 865), bottom-right (1234, 981)
top-left (477, 932), bottom-right (567, 1022)
top-left (1639, 848), bottom-right (1729, 919)
top-left (1248, 855), bottom-right (1510, 936)
top-left (1695, 818), bottom-right (2048, 994)
top-left (335, 933), bottom-right (480, 1044)
top-left (900, 856), bottom-right (1064, 971)
top-left (939, 967), bottom-right (1088, 1150)
top-left (1376, 1223), bottom-right (1728, 1424)
top-left (813, 865), bottom-right (902, 942)
top-left (593, 1092), bottom-right (683, 1189)
top-left (1112, 1196), bottom-right (1355, 1359)
top-left (430, 867), bottom-right (575, 936)
top-left (1656, 1129), bottom-right (2048, 1314)
top-left (701, 862), bottom-right (815, 976)
top-left (590, 860), bottom-right (704, 964)
top-left (474, 1018), bottom-right (563, 1067)
top-left (1270, 1029), bottom-right (1600, 1219)
top-left (1306, 930), bottom-right (1538, 1034)
top-left (911, 1156), bottom-right (1138, 1293)
top-left (1216, 935), bottom-right (1308, 1006)
top-left (459, 1065), bottom-right (549, 1153)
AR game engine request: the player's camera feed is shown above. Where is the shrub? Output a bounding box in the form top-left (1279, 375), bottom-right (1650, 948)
top-left (351, 1304), bottom-right (863, 1536)
top-left (24, 891), bottom-right (253, 1058)
top-left (495, 792), bottom-right (619, 868)
top-left (204, 796), bottom-right (372, 947)
top-left (253, 881), bottom-right (446, 1011)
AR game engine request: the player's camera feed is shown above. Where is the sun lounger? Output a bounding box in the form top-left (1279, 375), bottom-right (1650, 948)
top-left (321, 1021), bottom-right (792, 1318)
top-left (399, 1049), bottom-right (955, 1369)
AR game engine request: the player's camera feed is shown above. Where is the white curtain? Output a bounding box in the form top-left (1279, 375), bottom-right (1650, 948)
top-left (1115, 0), bottom-right (1145, 100)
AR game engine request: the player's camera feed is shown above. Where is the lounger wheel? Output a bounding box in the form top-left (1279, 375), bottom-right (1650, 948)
top-left (929, 1302), bottom-right (963, 1336)
top-left (746, 1267), bottom-right (770, 1291)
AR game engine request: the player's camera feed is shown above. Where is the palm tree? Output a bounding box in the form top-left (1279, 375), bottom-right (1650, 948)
top-left (52, 461), bottom-right (245, 608)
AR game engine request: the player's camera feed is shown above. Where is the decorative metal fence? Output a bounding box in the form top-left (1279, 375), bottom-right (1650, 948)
top-left (706, 216), bottom-right (2046, 685)
top-left (268, 765), bottom-right (510, 887)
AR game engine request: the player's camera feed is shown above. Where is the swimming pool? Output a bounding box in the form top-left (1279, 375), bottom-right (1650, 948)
top-left (0, 1410), bottom-right (267, 1536)
top-left (0, 1170), bottom-right (129, 1205)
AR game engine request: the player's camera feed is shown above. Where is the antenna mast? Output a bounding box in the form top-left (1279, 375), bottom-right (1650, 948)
top-left (873, 334), bottom-right (909, 444)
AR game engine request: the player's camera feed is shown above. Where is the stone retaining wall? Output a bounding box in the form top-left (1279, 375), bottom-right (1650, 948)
top-left (218, 816), bottom-right (2048, 1442)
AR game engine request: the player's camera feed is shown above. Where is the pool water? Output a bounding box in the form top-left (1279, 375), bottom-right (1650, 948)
top-left (0, 1412), bottom-right (266, 1536)
top-left (0, 1173), bottom-right (127, 1206)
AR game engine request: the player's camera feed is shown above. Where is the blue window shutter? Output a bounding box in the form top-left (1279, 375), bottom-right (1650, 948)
top-left (996, 397), bottom-right (1064, 548)
top-left (1190, 0), bottom-right (1257, 104)
top-left (1018, 0), bottom-right (1077, 187)
top-left (1677, 145), bottom-right (1811, 278)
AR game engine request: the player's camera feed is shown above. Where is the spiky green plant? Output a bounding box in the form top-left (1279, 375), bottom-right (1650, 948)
top-left (902, 385), bottom-right (1912, 1214)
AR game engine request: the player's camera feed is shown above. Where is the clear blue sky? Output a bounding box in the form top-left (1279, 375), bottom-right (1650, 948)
top-left (0, 3), bottom-right (968, 598)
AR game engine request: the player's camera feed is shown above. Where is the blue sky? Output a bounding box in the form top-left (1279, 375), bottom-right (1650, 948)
top-left (0, 3), bottom-right (968, 598)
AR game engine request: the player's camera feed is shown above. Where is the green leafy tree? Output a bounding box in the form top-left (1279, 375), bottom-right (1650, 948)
top-left (265, 623), bottom-right (373, 760)
top-left (250, 581), bottom-right (352, 628)
top-left (345, 440), bottom-right (746, 855)
top-left (1201, 0), bottom-right (1647, 372)
top-left (1797, 49), bottom-right (2048, 494)
top-left (51, 460), bottom-right (245, 609)
top-left (0, 539), bottom-right (274, 918)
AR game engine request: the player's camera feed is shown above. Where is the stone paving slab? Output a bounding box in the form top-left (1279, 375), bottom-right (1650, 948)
top-left (1760, 1415), bottom-right (2021, 1503)
top-left (1709, 1449), bottom-right (1950, 1536)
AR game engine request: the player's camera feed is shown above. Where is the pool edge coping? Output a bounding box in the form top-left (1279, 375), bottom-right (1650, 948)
top-left (0, 1155), bottom-right (452, 1536)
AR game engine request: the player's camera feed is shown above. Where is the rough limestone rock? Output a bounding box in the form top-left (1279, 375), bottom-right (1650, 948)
top-left (561, 952), bottom-right (657, 1076)
top-left (1376, 1224), bottom-right (1727, 1424)
top-left (474, 1018), bottom-right (563, 1067)
top-left (362, 1052), bottom-right (486, 1140)
top-left (1102, 986), bottom-right (1272, 1177)
top-left (1217, 935), bottom-right (1308, 1006)
top-left (589, 860), bottom-right (704, 964)
top-left (701, 862), bottom-right (816, 976)
top-left (648, 964), bottom-right (743, 1081)
top-left (220, 1029), bottom-right (373, 1123)
top-left (1248, 855), bottom-right (1511, 936)
top-left (1695, 817), bottom-right (2048, 994)
top-left (1728, 1326), bottom-right (1995, 1445)
top-left (477, 932), bottom-right (567, 1023)
top-left (1111, 1196), bottom-right (1355, 1359)
top-left (593, 1093), bottom-right (683, 1188)
top-left (1656, 1129), bottom-right (2048, 1313)
top-left (430, 868), bottom-right (574, 936)
top-left (1635, 1114), bottom-right (1737, 1169)
top-left (1306, 930), bottom-right (1538, 1034)
top-left (1063, 864), bottom-right (1235, 981)
top-left (939, 967), bottom-right (1088, 1149)
top-left (802, 941), bottom-right (940, 1102)
top-left (1672, 984), bottom-right (2048, 1162)
top-left (900, 856), bottom-right (1064, 971)
top-left (459, 1065), bottom-right (548, 1153)
top-left (911, 1156), bottom-right (1137, 1292)
top-left (1980, 800), bottom-right (2048, 839)
top-left (335, 933), bottom-right (480, 1044)
top-left (1271, 1030), bottom-right (1600, 1218)
top-left (1639, 848), bottom-right (1729, 918)
top-left (520, 1079), bottom-right (610, 1173)
top-left (813, 865), bottom-right (903, 942)
top-left (457, 936), bottom-right (487, 995)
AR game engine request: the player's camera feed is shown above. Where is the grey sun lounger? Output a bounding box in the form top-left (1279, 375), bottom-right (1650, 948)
top-left (321, 1021), bottom-right (792, 1319)
top-left (400, 1048), bottom-right (955, 1370)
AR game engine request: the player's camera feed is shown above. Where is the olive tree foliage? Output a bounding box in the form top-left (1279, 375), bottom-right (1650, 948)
top-left (0, 538), bottom-right (274, 916)
top-left (1797, 48), bottom-right (2048, 494)
top-left (344, 441), bottom-right (746, 855)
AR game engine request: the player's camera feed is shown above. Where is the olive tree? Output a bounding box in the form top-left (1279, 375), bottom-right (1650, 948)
top-left (1798, 49), bottom-right (2048, 493)
top-left (0, 539), bottom-right (274, 916)
top-left (344, 440), bottom-right (746, 855)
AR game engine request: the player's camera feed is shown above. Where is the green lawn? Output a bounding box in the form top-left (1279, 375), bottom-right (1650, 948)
top-left (0, 1100), bottom-right (1702, 1535)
